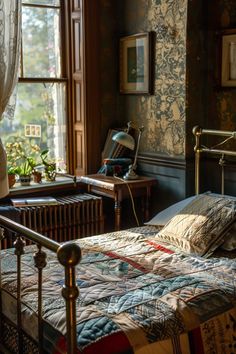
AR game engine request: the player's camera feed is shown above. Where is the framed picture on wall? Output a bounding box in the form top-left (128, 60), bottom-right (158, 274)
top-left (119, 32), bottom-right (152, 94)
top-left (221, 31), bottom-right (236, 87)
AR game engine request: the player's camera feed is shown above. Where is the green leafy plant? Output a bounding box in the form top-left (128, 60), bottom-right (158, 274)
top-left (27, 156), bottom-right (41, 173)
top-left (40, 149), bottom-right (57, 181)
top-left (5, 136), bottom-right (41, 174)
top-left (15, 159), bottom-right (34, 177)
top-left (7, 165), bottom-right (18, 175)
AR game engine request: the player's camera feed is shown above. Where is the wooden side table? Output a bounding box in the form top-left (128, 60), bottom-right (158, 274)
top-left (79, 174), bottom-right (157, 231)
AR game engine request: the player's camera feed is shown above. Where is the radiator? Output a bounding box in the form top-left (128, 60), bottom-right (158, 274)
top-left (16, 193), bottom-right (104, 243)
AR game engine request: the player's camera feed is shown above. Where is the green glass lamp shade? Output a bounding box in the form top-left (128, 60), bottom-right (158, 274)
top-left (112, 131), bottom-right (135, 150)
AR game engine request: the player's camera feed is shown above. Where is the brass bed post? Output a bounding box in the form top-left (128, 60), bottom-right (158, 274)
top-left (0, 228), bottom-right (4, 345)
top-left (14, 234), bottom-right (26, 351)
top-left (57, 242), bottom-right (82, 354)
top-left (219, 154), bottom-right (226, 195)
top-left (34, 245), bottom-right (47, 354)
top-left (192, 126), bottom-right (202, 194)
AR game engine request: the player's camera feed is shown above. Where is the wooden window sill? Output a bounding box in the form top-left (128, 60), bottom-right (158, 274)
top-left (7, 177), bottom-right (83, 199)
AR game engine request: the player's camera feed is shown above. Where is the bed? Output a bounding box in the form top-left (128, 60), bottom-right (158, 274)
top-left (0, 126), bottom-right (236, 354)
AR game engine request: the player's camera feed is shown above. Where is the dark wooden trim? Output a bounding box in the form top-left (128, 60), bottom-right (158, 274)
top-left (83, 0), bottom-right (101, 174)
top-left (18, 78), bottom-right (68, 83)
top-left (138, 153), bottom-right (192, 169)
top-left (67, 0), bottom-right (85, 175)
top-left (63, 0), bottom-right (74, 174)
top-left (22, 3), bottom-right (60, 9)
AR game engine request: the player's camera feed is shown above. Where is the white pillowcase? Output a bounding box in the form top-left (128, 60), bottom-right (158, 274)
top-left (145, 195), bottom-right (199, 226)
top-left (146, 192), bottom-right (236, 227)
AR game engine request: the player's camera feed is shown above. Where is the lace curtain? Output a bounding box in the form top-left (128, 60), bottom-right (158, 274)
top-left (0, 0), bottom-right (21, 198)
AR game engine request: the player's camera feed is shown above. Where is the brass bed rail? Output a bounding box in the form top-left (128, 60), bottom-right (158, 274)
top-left (0, 215), bottom-right (81, 354)
top-left (193, 126), bottom-right (236, 195)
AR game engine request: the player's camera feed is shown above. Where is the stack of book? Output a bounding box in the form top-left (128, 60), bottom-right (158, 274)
top-left (97, 158), bottom-right (132, 176)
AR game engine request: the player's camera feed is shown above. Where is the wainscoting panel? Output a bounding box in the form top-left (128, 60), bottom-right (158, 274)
top-left (138, 155), bottom-right (236, 218)
top-left (137, 155), bottom-right (195, 217)
top-left (202, 159), bottom-right (236, 197)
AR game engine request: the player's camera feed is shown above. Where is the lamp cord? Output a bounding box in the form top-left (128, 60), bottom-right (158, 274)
top-left (113, 175), bottom-right (140, 227)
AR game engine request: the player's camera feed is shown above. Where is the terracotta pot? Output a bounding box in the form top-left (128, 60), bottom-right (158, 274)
top-left (33, 171), bottom-right (42, 183)
top-left (8, 174), bottom-right (16, 188)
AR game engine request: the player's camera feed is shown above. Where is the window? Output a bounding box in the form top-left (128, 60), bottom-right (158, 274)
top-left (1, 0), bottom-right (101, 184)
top-left (1, 0), bottom-right (67, 172)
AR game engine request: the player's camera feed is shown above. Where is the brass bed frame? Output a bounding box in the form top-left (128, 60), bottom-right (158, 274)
top-left (0, 220), bottom-right (82, 354)
top-left (193, 125), bottom-right (236, 195)
top-left (0, 125), bottom-right (236, 353)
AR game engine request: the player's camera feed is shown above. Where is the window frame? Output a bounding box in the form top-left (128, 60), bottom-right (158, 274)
top-left (18, 0), bottom-right (72, 173)
top-left (4, 0), bottom-right (102, 197)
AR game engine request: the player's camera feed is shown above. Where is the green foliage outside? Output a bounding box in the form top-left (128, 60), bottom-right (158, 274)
top-left (1, 2), bottom-right (67, 173)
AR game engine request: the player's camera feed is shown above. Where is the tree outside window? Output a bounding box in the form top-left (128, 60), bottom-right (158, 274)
top-left (1, 0), bottom-right (67, 173)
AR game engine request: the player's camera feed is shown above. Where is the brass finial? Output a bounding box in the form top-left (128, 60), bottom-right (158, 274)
top-left (57, 241), bottom-right (82, 267)
top-left (192, 125), bottom-right (202, 136)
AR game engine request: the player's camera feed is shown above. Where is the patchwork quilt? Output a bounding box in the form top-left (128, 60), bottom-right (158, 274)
top-left (0, 226), bottom-right (236, 354)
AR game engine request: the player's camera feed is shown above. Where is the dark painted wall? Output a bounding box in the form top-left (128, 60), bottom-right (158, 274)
top-left (99, 0), bottom-right (236, 216)
top-left (207, 0), bottom-right (236, 131)
top-left (186, 0), bottom-right (207, 156)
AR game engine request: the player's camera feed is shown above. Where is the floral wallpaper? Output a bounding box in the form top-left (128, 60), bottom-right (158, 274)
top-left (100, 0), bottom-right (236, 160)
top-left (144, 0), bottom-right (187, 157)
top-left (117, 0), bottom-right (188, 158)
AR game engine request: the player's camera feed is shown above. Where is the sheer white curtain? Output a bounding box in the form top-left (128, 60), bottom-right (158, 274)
top-left (0, 0), bottom-right (21, 198)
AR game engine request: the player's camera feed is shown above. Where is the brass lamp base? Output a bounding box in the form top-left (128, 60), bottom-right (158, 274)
top-left (123, 165), bottom-right (139, 180)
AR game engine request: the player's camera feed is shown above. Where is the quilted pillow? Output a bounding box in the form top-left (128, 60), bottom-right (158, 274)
top-left (157, 194), bottom-right (236, 257)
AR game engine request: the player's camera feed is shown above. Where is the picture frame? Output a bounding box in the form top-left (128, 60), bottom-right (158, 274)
top-left (25, 124), bottom-right (41, 138)
top-left (119, 32), bottom-right (152, 94)
top-left (221, 31), bottom-right (236, 87)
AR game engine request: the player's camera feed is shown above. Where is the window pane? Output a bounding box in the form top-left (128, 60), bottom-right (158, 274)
top-left (22, 1), bottom-right (60, 6)
top-left (1, 83), bottom-right (67, 172)
top-left (22, 6), bottom-right (61, 77)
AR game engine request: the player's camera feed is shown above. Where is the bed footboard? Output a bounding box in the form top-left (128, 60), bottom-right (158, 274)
top-left (0, 215), bottom-right (81, 354)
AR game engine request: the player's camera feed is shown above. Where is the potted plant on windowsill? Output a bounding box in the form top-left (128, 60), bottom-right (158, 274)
top-left (27, 156), bottom-right (42, 183)
top-left (7, 166), bottom-right (17, 188)
top-left (5, 136), bottom-right (42, 186)
top-left (40, 149), bottom-right (57, 181)
top-left (15, 159), bottom-right (34, 186)
top-left (32, 169), bottom-right (42, 183)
